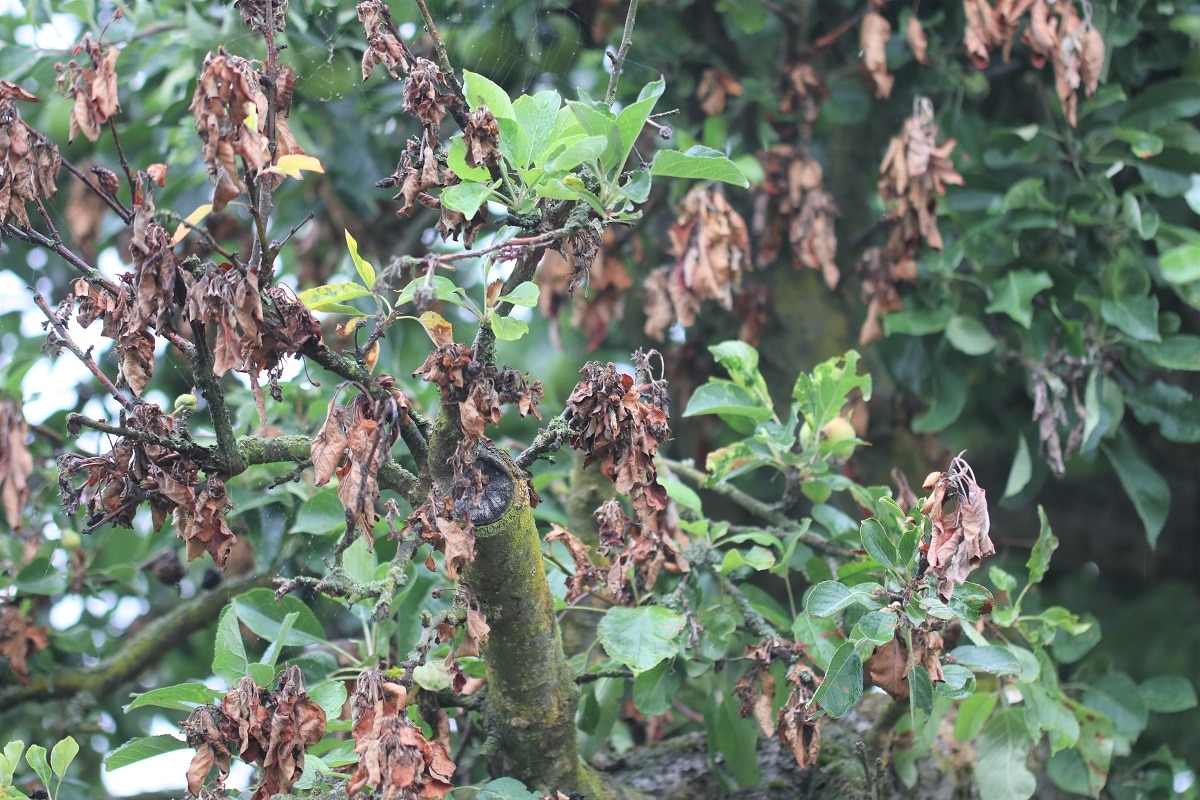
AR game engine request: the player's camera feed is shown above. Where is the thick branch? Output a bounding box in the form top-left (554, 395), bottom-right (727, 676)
top-left (0, 574), bottom-right (272, 712)
top-left (68, 413), bottom-right (211, 462)
top-left (236, 434), bottom-right (420, 501)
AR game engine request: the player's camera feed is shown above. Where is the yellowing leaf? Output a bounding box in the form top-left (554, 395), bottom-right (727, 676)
top-left (170, 203), bottom-right (213, 246)
top-left (264, 154), bottom-right (326, 180)
top-left (364, 340), bottom-right (380, 373)
top-left (344, 230), bottom-right (377, 287)
top-left (336, 317), bottom-right (371, 337)
top-left (418, 311), bottom-right (454, 345)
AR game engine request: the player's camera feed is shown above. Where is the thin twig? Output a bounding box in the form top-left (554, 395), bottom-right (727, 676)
top-left (605, 0), bottom-right (641, 104)
top-left (2, 222), bottom-right (115, 291)
top-left (515, 412), bottom-right (572, 469)
top-left (67, 413), bottom-right (212, 462)
top-left (575, 668), bottom-right (633, 684)
top-left (664, 459), bottom-right (848, 557)
top-left (32, 292), bottom-right (136, 412)
top-left (437, 228), bottom-right (569, 266)
top-left (265, 210), bottom-right (316, 266)
top-left (413, 0), bottom-right (456, 79)
top-left (166, 211), bottom-right (241, 265)
top-left (106, 119), bottom-right (137, 207)
top-left (812, 8), bottom-right (868, 52)
top-left (58, 156), bottom-right (132, 223)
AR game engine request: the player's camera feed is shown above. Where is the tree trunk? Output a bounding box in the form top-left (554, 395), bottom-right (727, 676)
top-left (428, 402), bottom-right (581, 792)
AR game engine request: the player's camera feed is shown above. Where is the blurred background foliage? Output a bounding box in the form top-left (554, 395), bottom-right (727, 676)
top-left (1, 0), bottom-right (1198, 795)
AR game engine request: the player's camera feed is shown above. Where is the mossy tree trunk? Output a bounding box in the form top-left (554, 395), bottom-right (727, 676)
top-left (428, 402), bottom-right (581, 793)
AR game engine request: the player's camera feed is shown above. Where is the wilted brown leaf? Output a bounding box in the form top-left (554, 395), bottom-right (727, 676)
top-left (696, 69), bottom-right (742, 116)
top-left (777, 666), bottom-right (821, 770)
top-left (0, 604), bottom-right (50, 683)
top-left (779, 63), bottom-right (829, 133)
top-left (55, 35), bottom-right (120, 143)
top-left (0, 92), bottom-right (62, 227)
top-left (0, 400), bottom-right (33, 529)
top-left (405, 59), bottom-right (450, 129)
top-left (546, 523), bottom-right (600, 602)
top-left (1078, 24), bottom-right (1105, 99)
top-left (566, 356), bottom-right (670, 525)
top-left (869, 636), bottom-right (911, 698)
top-left (921, 455), bottom-right (995, 601)
top-left (963, 0), bottom-right (1001, 68)
top-left (1022, 0), bottom-right (1057, 69)
top-left (463, 106), bottom-right (500, 168)
top-left (311, 398), bottom-right (351, 486)
top-left (861, 10), bottom-right (894, 99)
top-left (358, 0), bottom-right (414, 80)
top-left (907, 15), bottom-right (930, 65)
top-left (180, 705), bottom-right (232, 796)
top-left (189, 50), bottom-right (272, 211)
top-left (349, 669), bottom-right (455, 800)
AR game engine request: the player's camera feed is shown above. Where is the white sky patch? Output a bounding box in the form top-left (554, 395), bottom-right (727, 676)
top-left (12, 12), bottom-right (81, 49)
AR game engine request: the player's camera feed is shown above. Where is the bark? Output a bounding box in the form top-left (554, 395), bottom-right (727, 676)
top-left (427, 402), bottom-right (581, 793)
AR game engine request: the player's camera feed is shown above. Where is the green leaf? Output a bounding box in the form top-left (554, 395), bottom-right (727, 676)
top-left (497, 117), bottom-right (531, 170)
top-left (792, 350), bottom-right (872, 429)
top-left (1002, 178), bottom-right (1056, 212)
top-left (632, 659), bottom-right (681, 716)
top-left (1026, 506), bottom-right (1058, 587)
top-left (948, 645), bottom-right (1022, 675)
top-left (1120, 78), bottom-right (1200, 131)
top-left (1137, 675), bottom-right (1198, 713)
top-left (911, 365), bottom-right (967, 433)
top-left (1023, 682), bottom-right (1079, 753)
top-left (810, 641), bottom-right (863, 718)
top-left (440, 181), bottom-right (495, 218)
top-left (297, 282), bottom-right (372, 312)
top-left (1101, 434), bottom-right (1170, 548)
top-left (614, 78), bottom-right (664, 169)
top-left (909, 665), bottom-right (934, 721)
top-left (308, 680), bottom-right (349, 718)
top-left (514, 90), bottom-right (562, 169)
top-left (474, 777), bottom-right (541, 800)
top-left (446, 136), bottom-right (492, 181)
top-left (567, 101), bottom-right (621, 170)
top-left (597, 606), bottom-right (686, 674)
top-left (497, 281), bottom-right (539, 308)
top-left (945, 315), bottom-right (997, 355)
top-left (683, 380), bottom-right (772, 421)
top-left (1047, 700), bottom-right (1114, 798)
top-left (705, 690), bottom-right (760, 787)
top-left (344, 229), bottom-right (376, 288)
top-left (2, 741), bottom-right (24, 784)
top-left (489, 314), bottom-right (529, 341)
top-left (213, 603), bottom-right (250, 685)
top-left (543, 134), bottom-right (608, 174)
top-left (985, 270), bottom-right (1053, 328)
top-left (938, 664), bottom-right (976, 701)
top-left (104, 735), bottom-right (189, 772)
top-left (292, 488), bottom-right (345, 534)
top-left (975, 709), bottom-right (1036, 800)
top-left (805, 581), bottom-right (884, 617)
top-left (24, 745), bottom-right (50, 788)
top-left (860, 519), bottom-right (897, 571)
top-left (850, 610), bottom-right (898, 646)
top-left (1002, 435), bottom-right (1032, 500)
top-left (1100, 296), bottom-right (1161, 342)
top-left (651, 146), bottom-right (749, 187)
top-left (1126, 381), bottom-right (1200, 442)
top-left (14, 557), bottom-right (67, 595)
top-left (1112, 127), bottom-right (1164, 158)
top-left (462, 70), bottom-right (515, 120)
top-left (954, 691), bottom-right (997, 742)
top-left (1083, 673), bottom-right (1148, 739)
top-left (235, 588), bottom-right (326, 647)
top-left (1138, 334), bottom-right (1200, 370)
top-left (1159, 243), bottom-right (1200, 284)
top-left (125, 682), bottom-right (223, 712)
top-left (1081, 370), bottom-right (1125, 455)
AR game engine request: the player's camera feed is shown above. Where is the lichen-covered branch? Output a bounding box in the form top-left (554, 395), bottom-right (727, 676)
top-left (236, 433), bottom-right (420, 501)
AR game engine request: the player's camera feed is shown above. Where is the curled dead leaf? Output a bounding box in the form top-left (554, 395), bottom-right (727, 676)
top-left (861, 11), bottom-right (894, 99)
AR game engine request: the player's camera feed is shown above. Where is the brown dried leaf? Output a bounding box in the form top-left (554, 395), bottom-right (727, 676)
top-left (0, 604), bottom-right (50, 683)
top-left (696, 69), bottom-right (742, 116)
top-left (667, 187), bottom-right (752, 316)
top-left (923, 456), bottom-right (995, 601)
top-left (867, 636), bottom-right (910, 699)
top-left (734, 663), bottom-right (777, 737)
top-left (546, 523), bottom-right (600, 602)
top-left (907, 15), bottom-right (930, 65)
top-left (1079, 25), bottom-right (1105, 98)
top-left (777, 667), bottom-right (821, 770)
top-left (861, 11), bottom-right (894, 99)
top-left (358, 0), bottom-right (413, 80)
top-left (566, 358), bottom-right (670, 525)
top-left (0, 400), bottom-right (33, 529)
top-left (311, 399), bottom-right (350, 486)
top-left (963, 0), bottom-right (1001, 68)
top-left (463, 106), bottom-right (500, 168)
